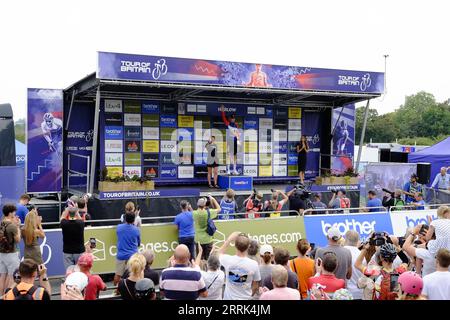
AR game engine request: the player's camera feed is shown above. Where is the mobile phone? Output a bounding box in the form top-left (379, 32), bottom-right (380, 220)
top-left (390, 273), bottom-right (399, 291)
top-left (310, 243), bottom-right (316, 251)
top-left (89, 237), bottom-right (97, 249)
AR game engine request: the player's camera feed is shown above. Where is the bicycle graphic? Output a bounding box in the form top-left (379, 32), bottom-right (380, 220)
top-left (360, 73), bottom-right (372, 91)
top-left (152, 59), bottom-right (168, 80)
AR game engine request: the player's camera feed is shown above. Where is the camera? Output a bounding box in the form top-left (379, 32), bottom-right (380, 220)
top-left (26, 204), bottom-right (35, 211)
top-left (419, 224), bottom-right (429, 235)
top-left (270, 189), bottom-right (275, 193)
top-left (382, 188), bottom-right (394, 196)
top-left (369, 231), bottom-right (391, 246)
top-left (89, 238), bottom-right (97, 249)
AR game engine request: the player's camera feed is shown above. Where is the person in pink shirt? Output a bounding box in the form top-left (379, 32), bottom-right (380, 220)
top-left (260, 265), bottom-right (300, 300)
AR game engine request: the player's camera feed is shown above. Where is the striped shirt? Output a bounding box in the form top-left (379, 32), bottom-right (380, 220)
top-left (160, 264), bottom-right (206, 300)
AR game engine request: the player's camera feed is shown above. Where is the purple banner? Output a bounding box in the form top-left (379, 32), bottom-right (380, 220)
top-left (331, 104), bottom-right (355, 174)
top-left (27, 88), bottom-right (63, 193)
top-left (98, 52), bottom-right (384, 94)
top-left (302, 110), bottom-right (321, 178)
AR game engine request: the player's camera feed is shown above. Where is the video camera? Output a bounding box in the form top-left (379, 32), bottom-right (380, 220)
top-left (251, 188), bottom-right (262, 206)
top-left (382, 188), bottom-right (395, 196)
top-left (368, 231), bottom-right (392, 246)
top-left (293, 183), bottom-right (312, 200)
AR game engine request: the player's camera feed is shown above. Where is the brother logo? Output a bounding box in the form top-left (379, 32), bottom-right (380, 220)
top-left (405, 214), bottom-right (437, 227)
top-left (321, 219), bottom-right (376, 236)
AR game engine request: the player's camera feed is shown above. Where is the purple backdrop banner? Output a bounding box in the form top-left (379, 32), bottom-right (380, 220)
top-left (302, 110), bottom-right (321, 178)
top-left (98, 52), bottom-right (384, 94)
top-left (331, 104), bottom-right (355, 174)
top-left (27, 89), bottom-right (63, 193)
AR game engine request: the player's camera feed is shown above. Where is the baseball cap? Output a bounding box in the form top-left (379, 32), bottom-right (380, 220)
top-left (327, 227), bottom-right (342, 241)
top-left (65, 271), bottom-right (88, 291)
top-left (259, 244), bottom-right (274, 255)
top-left (77, 253), bottom-right (94, 268)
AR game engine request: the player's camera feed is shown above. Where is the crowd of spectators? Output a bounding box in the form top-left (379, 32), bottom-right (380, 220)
top-left (1, 187), bottom-right (450, 301)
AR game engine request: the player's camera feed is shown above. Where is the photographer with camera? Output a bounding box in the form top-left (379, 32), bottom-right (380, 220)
top-left (286, 186), bottom-right (307, 215)
top-left (382, 188), bottom-right (405, 211)
top-left (355, 233), bottom-right (405, 300)
top-left (3, 259), bottom-right (51, 300)
top-left (194, 195), bottom-right (221, 260)
top-left (328, 189), bottom-right (350, 213)
top-left (403, 174), bottom-right (423, 204)
top-left (263, 189), bottom-right (288, 218)
top-left (244, 189), bottom-right (264, 219)
top-left (402, 224), bottom-right (436, 277)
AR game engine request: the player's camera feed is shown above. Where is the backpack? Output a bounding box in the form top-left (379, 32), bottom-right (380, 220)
top-left (206, 208), bottom-right (217, 236)
top-left (373, 270), bottom-right (398, 300)
top-left (0, 221), bottom-right (14, 253)
top-left (7, 286), bottom-right (38, 300)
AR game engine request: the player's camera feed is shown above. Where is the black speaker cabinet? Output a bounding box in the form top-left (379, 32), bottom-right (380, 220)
top-left (0, 104), bottom-right (16, 166)
top-left (380, 149), bottom-right (391, 162)
top-left (416, 162), bottom-right (431, 185)
top-left (390, 151), bottom-right (408, 163)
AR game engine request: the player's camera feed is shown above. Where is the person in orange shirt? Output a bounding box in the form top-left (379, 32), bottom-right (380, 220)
top-left (289, 239), bottom-right (315, 299)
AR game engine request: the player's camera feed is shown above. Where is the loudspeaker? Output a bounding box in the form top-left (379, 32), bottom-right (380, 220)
top-left (390, 151), bottom-right (408, 163)
top-left (0, 103), bottom-right (16, 166)
top-left (417, 162), bottom-right (431, 185)
top-left (380, 149), bottom-right (391, 162)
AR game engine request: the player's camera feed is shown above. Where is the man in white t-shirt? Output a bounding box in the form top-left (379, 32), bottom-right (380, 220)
top-left (402, 224), bottom-right (436, 277)
top-left (218, 231), bottom-right (261, 300)
top-left (422, 248), bottom-right (450, 300)
top-left (343, 230), bottom-right (363, 299)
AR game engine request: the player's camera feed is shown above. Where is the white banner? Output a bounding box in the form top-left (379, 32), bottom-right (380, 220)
top-left (178, 166), bottom-right (194, 179)
top-left (124, 113), bottom-right (141, 126)
top-left (142, 127), bottom-right (159, 140)
top-left (259, 118), bottom-right (273, 129)
top-left (273, 154), bottom-right (288, 165)
top-left (273, 129), bottom-right (287, 142)
top-left (259, 142), bottom-right (272, 153)
top-left (105, 153), bottom-right (123, 166)
top-left (289, 119), bottom-right (301, 130)
top-left (273, 166), bottom-right (287, 177)
top-left (104, 99), bottom-right (122, 113)
top-left (243, 165), bottom-right (258, 177)
top-left (288, 130), bottom-right (302, 142)
top-left (124, 166), bottom-right (142, 178)
top-left (390, 209), bottom-right (438, 236)
top-left (244, 129), bottom-right (258, 142)
top-left (160, 140), bottom-right (177, 153)
top-left (105, 140), bottom-right (123, 153)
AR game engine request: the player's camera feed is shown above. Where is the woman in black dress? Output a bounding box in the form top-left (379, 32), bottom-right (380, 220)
top-left (296, 135), bottom-right (309, 184)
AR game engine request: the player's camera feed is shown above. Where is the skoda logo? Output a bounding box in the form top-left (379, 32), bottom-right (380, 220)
top-left (312, 134), bottom-right (320, 145)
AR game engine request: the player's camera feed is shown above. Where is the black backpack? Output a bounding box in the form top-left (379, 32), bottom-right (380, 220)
top-left (0, 221), bottom-right (14, 253)
top-left (9, 286), bottom-right (38, 300)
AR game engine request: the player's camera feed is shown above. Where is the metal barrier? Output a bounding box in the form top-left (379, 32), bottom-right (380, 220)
top-left (41, 211), bottom-right (300, 228)
top-left (67, 153), bottom-right (91, 195)
top-left (302, 206), bottom-right (386, 215)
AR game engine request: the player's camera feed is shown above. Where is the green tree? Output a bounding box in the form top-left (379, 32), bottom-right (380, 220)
top-left (14, 118), bottom-right (25, 143)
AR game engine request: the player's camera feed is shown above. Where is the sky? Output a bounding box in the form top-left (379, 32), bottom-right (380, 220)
top-left (1, 0), bottom-right (449, 121)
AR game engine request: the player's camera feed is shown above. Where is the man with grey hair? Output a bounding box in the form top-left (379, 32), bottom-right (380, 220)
top-left (60, 204), bottom-right (85, 270)
top-left (343, 230), bottom-right (363, 299)
top-left (199, 253), bottom-right (225, 300)
top-left (315, 227), bottom-right (352, 281)
top-left (260, 265), bottom-right (300, 300)
top-left (123, 249), bottom-right (159, 286)
top-left (431, 167), bottom-right (450, 190)
top-left (193, 195), bottom-right (221, 260)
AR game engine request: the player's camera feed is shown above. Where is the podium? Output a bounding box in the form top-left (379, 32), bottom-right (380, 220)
top-left (217, 175), bottom-right (253, 191)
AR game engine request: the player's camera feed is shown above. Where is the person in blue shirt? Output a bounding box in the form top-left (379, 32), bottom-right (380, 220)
top-left (114, 209), bottom-right (141, 286)
top-left (403, 174), bottom-right (423, 204)
top-left (431, 167), bottom-right (450, 190)
top-left (219, 189), bottom-right (238, 220)
top-left (174, 200), bottom-right (195, 260)
top-left (15, 194), bottom-right (31, 224)
top-left (366, 190), bottom-right (383, 212)
top-left (412, 193), bottom-right (426, 210)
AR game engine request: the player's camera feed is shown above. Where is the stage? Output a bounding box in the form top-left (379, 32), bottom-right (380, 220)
top-left (25, 51), bottom-right (383, 223)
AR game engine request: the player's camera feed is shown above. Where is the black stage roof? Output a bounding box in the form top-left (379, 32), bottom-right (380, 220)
top-left (64, 72), bottom-right (381, 107)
